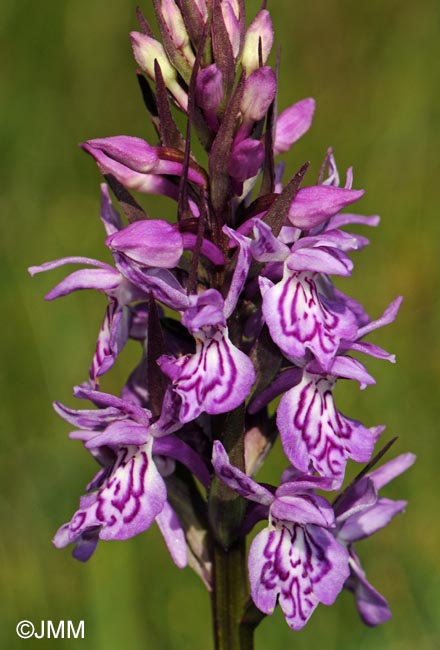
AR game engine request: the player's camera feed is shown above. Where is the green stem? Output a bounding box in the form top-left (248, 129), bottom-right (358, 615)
top-left (211, 538), bottom-right (254, 650)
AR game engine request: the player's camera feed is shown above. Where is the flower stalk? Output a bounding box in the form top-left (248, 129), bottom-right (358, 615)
top-left (211, 539), bottom-right (251, 650)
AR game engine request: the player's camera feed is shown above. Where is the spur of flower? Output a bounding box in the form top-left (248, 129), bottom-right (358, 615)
top-left (29, 0), bottom-right (413, 644)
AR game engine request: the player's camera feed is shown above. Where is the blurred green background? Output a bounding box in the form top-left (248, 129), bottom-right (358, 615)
top-left (1, 0), bottom-right (439, 648)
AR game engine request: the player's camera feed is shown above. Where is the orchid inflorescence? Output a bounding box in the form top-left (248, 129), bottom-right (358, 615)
top-left (30, 0), bottom-right (414, 641)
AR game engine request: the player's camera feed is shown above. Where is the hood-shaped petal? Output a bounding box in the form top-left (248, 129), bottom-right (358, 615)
top-left (182, 289), bottom-right (226, 333)
top-left (334, 477), bottom-right (378, 523)
top-left (294, 228), bottom-right (368, 253)
top-left (106, 220), bottom-right (183, 268)
top-left (288, 186), bottom-right (365, 230)
top-left (308, 355), bottom-right (376, 389)
top-left (278, 472), bottom-right (339, 493)
top-left (81, 145), bottom-right (199, 214)
top-left (250, 219), bottom-right (290, 263)
top-left (84, 137), bottom-right (205, 185)
top-left (114, 254), bottom-right (189, 310)
top-left (84, 420), bottom-right (150, 449)
top-left (86, 136), bottom-right (159, 172)
top-left (287, 246), bottom-right (353, 276)
top-left (270, 493), bottom-right (335, 527)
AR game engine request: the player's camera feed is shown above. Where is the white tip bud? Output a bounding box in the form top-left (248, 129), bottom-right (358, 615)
top-left (241, 10), bottom-right (274, 74)
top-left (130, 32), bottom-right (188, 110)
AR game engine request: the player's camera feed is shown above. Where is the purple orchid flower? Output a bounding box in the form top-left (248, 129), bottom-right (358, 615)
top-left (334, 452), bottom-right (416, 625)
top-left (253, 219), bottom-right (360, 370)
top-left (83, 136), bottom-right (206, 186)
top-left (53, 386), bottom-right (209, 564)
top-left (212, 441), bottom-right (349, 630)
top-left (28, 185), bottom-right (143, 384)
top-left (250, 288), bottom-right (401, 483)
top-left (248, 188), bottom-right (392, 372)
top-left (28, 183), bottom-right (226, 382)
top-left (31, 0), bottom-right (411, 641)
top-left (158, 290), bottom-right (255, 422)
top-left (228, 138), bottom-right (265, 185)
top-left (276, 362), bottom-right (383, 486)
top-left (82, 138), bottom-right (201, 216)
top-left (157, 227), bottom-right (255, 422)
top-left (106, 218), bottom-right (224, 269)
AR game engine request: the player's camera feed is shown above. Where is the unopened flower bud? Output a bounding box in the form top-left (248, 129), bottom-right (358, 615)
top-left (106, 220), bottom-right (184, 268)
top-left (274, 98), bottom-right (316, 155)
top-left (196, 65), bottom-right (224, 130)
top-left (86, 136), bottom-right (159, 172)
top-left (194, 0), bottom-right (208, 21)
top-left (241, 10), bottom-right (274, 74)
top-left (228, 138), bottom-right (264, 182)
top-left (221, 0), bottom-right (241, 58)
top-left (159, 0), bottom-right (195, 65)
top-left (130, 31), bottom-right (188, 109)
top-left (241, 67), bottom-right (277, 123)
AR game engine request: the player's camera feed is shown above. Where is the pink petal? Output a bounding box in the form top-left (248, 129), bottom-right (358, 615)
top-left (156, 501), bottom-right (187, 568)
top-left (261, 270), bottom-right (357, 370)
top-left (277, 371), bottom-right (380, 483)
top-left (106, 220), bottom-right (183, 268)
top-left (159, 328), bottom-right (255, 422)
top-left (274, 98), bottom-right (315, 155)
